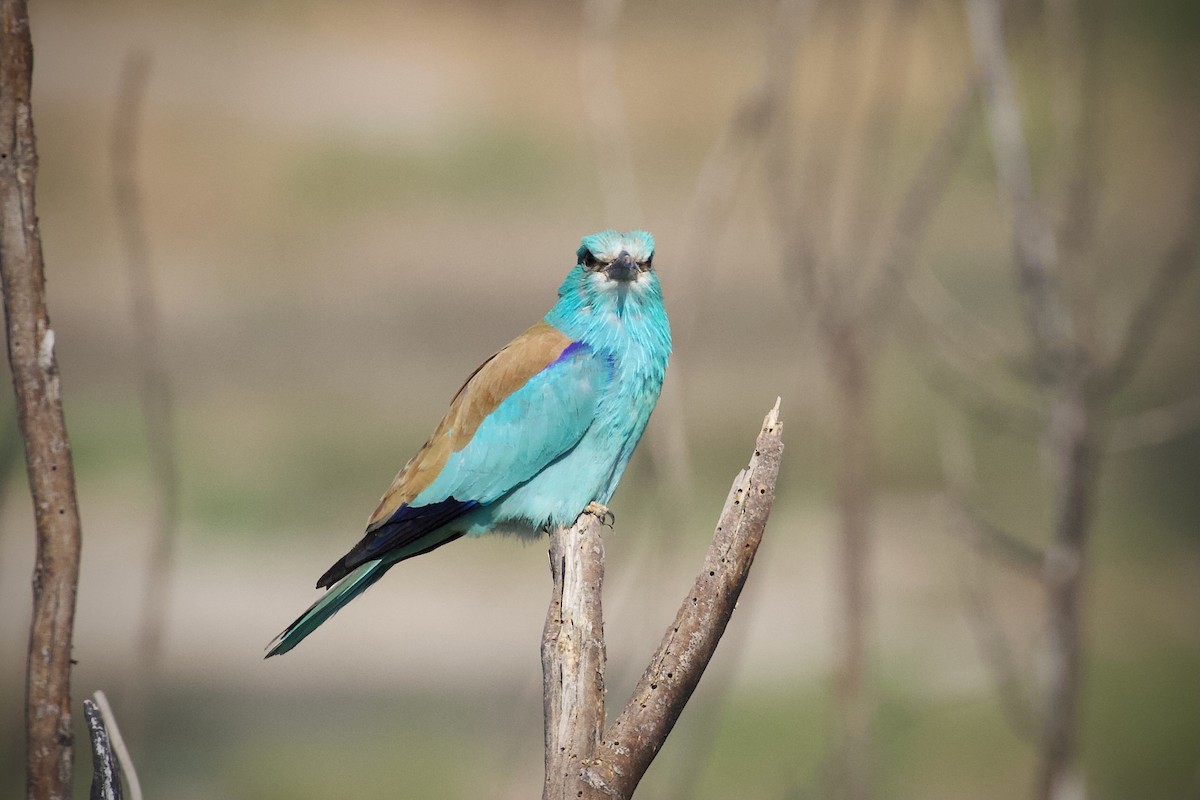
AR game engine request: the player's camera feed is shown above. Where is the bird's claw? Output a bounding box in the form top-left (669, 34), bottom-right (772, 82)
top-left (584, 501), bottom-right (615, 528)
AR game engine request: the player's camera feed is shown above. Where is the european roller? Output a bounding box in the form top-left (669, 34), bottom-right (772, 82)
top-left (267, 230), bottom-right (671, 656)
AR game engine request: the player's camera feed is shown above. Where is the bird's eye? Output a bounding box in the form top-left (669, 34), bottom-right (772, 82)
top-left (640, 253), bottom-right (654, 271)
top-left (580, 250), bottom-right (601, 270)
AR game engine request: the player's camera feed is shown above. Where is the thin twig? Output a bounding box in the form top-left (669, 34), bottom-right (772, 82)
top-left (771, 0), bottom-right (836, 313)
top-left (937, 416), bottom-right (1039, 740)
top-left (2, 3), bottom-right (85, 798)
top-left (1101, 152), bottom-right (1200, 397)
top-left (956, 547), bottom-right (1040, 741)
top-left (862, 71), bottom-right (981, 331)
top-left (903, 257), bottom-right (1027, 376)
top-left (827, 0), bottom-right (909, 272)
top-left (967, 0), bottom-right (1069, 377)
top-left (111, 48), bottom-right (181, 725)
top-left (905, 323), bottom-right (1042, 434)
top-left (963, 515), bottom-right (1046, 576)
top-left (1048, 0), bottom-right (1104, 363)
top-left (680, 0), bottom-right (813, 336)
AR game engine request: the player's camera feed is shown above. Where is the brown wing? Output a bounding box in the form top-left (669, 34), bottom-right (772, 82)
top-left (364, 320), bottom-right (575, 531)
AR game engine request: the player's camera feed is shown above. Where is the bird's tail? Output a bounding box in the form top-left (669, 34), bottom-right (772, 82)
top-left (265, 559), bottom-right (389, 657)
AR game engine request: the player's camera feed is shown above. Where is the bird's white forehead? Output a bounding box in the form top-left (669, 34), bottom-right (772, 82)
top-left (578, 229), bottom-right (655, 262)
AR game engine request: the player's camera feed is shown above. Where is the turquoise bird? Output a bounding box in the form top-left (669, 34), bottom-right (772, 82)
top-left (267, 230), bottom-right (671, 656)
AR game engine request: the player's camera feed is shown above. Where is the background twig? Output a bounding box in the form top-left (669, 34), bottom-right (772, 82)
top-left (111, 48), bottom-right (181, 725)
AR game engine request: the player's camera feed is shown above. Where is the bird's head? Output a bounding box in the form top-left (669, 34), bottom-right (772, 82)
top-left (547, 229), bottom-right (670, 351)
top-left (558, 229), bottom-right (661, 316)
top-left (575, 229), bottom-right (656, 284)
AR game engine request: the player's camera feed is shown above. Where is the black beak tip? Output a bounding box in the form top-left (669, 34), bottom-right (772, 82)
top-left (605, 251), bottom-right (636, 281)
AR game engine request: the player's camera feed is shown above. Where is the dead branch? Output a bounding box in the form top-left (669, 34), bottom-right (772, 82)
top-left (1, 2), bottom-right (84, 798)
top-left (542, 506), bottom-right (609, 800)
top-left (92, 691), bottom-right (142, 800)
top-left (84, 699), bottom-right (122, 800)
top-left (541, 401), bottom-right (783, 800)
top-left (581, 401), bottom-right (783, 798)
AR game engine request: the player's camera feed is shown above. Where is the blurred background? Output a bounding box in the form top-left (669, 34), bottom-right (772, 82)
top-left (1, 0), bottom-right (1198, 798)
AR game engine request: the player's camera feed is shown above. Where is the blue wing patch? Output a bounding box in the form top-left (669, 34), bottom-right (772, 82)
top-left (413, 341), bottom-right (610, 506)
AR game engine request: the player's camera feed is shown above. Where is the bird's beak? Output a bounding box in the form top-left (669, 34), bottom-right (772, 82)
top-left (604, 251), bottom-right (637, 282)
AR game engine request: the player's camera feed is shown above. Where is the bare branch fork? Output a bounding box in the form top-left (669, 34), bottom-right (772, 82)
top-left (542, 400), bottom-right (784, 800)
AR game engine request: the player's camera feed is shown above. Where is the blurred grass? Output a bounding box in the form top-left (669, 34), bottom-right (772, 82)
top-left (283, 128), bottom-right (573, 214)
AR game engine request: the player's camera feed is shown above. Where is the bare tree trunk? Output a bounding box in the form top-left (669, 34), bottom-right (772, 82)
top-left (830, 327), bottom-right (874, 800)
top-left (0, 2), bottom-right (84, 798)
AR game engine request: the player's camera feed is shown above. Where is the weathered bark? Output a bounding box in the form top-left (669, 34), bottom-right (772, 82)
top-left (542, 507), bottom-right (609, 800)
top-left (0, 2), bottom-right (85, 798)
top-left (545, 400), bottom-right (783, 799)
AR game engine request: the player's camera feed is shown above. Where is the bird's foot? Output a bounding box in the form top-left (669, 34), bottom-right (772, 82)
top-left (584, 501), bottom-right (615, 528)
